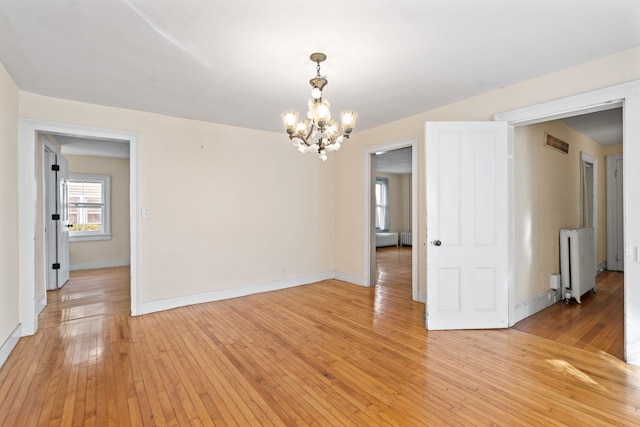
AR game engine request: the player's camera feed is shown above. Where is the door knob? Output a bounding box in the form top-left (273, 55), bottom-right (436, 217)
top-left (432, 240), bottom-right (442, 246)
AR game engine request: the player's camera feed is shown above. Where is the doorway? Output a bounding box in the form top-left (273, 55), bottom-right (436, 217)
top-left (363, 137), bottom-right (419, 301)
top-left (509, 109), bottom-right (623, 359)
top-left (19, 119), bottom-right (140, 336)
top-left (494, 81), bottom-right (640, 364)
top-left (374, 147), bottom-right (413, 298)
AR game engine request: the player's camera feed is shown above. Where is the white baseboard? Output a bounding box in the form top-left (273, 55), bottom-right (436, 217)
top-left (0, 323), bottom-right (22, 369)
top-left (513, 288), bottom-right (559, 324)
top-left (141, 271), bottom-right (335, 315)
top-left (333, 271), bottom-right (365, 286)
top-left (418, 290), bottom-right (427, 303)
top-left (36, 295), bottom-right (47, 315)
top-left (597, 261), bottom-right (607, 276)
top-left (70, 259), bottom-right (130, 271)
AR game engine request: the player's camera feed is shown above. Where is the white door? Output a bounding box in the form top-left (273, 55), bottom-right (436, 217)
top-left (607, 154), bottom-right (624, 271)
top-left (426, 121), bottom-right (509, 330)
top-left (56, 155), bottom-right (70, 287)
top-left (45, 149), bottom-right (58, 291)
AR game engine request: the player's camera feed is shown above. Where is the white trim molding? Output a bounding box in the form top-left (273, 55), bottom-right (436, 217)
top-left (513, 289), bottom-right (559, 325)
top-left (70, 259), bottom-right (131, 271)
top-left (141, 271), bottom-right (335, 314)
top-left (334, 271), bottom-right (365, 286)
top-left (0, 324), bottom-right (22, 369)
top-left (36, 295), bottom-right (47, 316)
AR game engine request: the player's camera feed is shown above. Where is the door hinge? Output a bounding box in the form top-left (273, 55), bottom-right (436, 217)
top-left (52, 263), bottom-right (60, 270)
top-left (51, 164), bottom-right (60, 171)
top-left (52, 214), bottom-right (60, 220)
top-left (615, 169), bottom-right (618, 178)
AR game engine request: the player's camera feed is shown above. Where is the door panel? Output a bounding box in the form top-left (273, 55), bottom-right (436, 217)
top-left (57, 154), bottom-right (70, 287)
top-left (426, 121), bottom-right (508, 330)
top-left (607, 154), bottom-right (624, 271)
top-left (616, 158), bottom-right (624, 271)
top-left (45, 149), bottom-right (58, 291)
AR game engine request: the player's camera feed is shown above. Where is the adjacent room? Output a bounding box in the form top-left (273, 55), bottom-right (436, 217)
top-left (511, 108), bottom-right (625, 360)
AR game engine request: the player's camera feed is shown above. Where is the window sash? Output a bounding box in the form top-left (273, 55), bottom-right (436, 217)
top-left (375, 177), bottom-right (390, 231)
top-left (67, 174), bottom-right (111, 241)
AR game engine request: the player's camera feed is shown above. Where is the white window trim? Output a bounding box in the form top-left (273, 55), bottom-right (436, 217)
top-left (68, 174), bottom-right (111, 242)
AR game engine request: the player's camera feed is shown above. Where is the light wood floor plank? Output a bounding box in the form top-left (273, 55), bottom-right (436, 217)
top-left (1, 257), bottom-right (640, 425)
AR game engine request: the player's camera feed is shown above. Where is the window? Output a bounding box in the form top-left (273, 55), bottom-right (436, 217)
top-left (67, 174), bottom-right (111, 241)
top-left (375, 177), bottom-right (390, 231)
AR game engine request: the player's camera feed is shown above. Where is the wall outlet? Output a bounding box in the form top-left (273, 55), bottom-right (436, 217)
top-left (141, 208), bottom-right (151, 219)
top-left (550, 274), bottom-right (561, 290)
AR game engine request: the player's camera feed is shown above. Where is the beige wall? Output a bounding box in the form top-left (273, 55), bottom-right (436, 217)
top-left (514, 120), bottom-right (608, 302)
top-left (0, 63), bottom-right (19, 345)
top-left (19, 94), bottom-right (334, 303)
top-left (376, 172), bottom-right (411, 234)
top-left (604, 143), bottom-right (623, 156)
top-left (334, 46), bottom-right (640, 304)
top-left (65, 154), bottom-right (131, 269)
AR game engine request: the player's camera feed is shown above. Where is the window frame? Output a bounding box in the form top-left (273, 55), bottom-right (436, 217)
top-left (67, 174), bottom-right (111, 242)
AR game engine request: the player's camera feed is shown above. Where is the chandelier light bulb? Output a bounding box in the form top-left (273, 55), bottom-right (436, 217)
top-left (281, 53), bottom-right (357, 160)
top-left (281, 111), bottom-right (298, 135)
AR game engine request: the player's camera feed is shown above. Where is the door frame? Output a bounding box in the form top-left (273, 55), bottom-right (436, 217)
top-left (363, 136), bottom-right (419, 301)
top-left (495, 80), bottom-right (640, 364)
top-left (18, 119), bottom-right (141, 335)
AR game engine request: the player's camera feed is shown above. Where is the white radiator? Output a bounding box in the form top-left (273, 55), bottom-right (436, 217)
top-left (559, 228), bottom-right (596, 303)
top-left (400, 232), bottom-right (412, 247)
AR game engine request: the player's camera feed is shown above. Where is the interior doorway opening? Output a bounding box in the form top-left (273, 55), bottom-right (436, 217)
top-left (19, 119), bottom-right (140, 336)
top-left (510, 106), bottom-right (624, 360)
top-left (373, 147), bottom-right (413, 298)
top-left (363, 137), bottom-right (419, 302)
top-left (39, 132), bottom-right (132, 319)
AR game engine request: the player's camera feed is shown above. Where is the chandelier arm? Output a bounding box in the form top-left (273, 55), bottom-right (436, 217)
top-left (290, 134), bottom-right (310, 146)
top-left (305, 122), bottom-right (316, 141)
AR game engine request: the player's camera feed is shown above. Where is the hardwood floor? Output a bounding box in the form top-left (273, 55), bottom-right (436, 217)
top-left (38, 266), bottom-right (131, 329)
top-left (1, 259), bottom-right (640, 425)
top-left (513, 270), bottom-right (625, 360)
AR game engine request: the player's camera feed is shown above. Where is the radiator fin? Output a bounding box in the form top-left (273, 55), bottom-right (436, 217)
top-left (559, 228), bottom-right (596, 303)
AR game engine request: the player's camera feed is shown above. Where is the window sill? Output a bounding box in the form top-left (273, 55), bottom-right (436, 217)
top-left (70, 234), bottom-right (112, 242)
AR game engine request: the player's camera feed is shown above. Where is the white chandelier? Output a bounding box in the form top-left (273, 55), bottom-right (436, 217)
top-left (281, 53), bottom-right (358, 161)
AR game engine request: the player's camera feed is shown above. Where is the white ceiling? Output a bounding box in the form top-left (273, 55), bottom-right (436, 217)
top-left (1, 1), bottom-right (638, 137)
top-left (376, 148), bottom-right (412, 175)
top-left (561, 108), bottom-right (623, 146)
